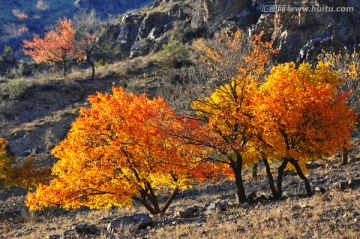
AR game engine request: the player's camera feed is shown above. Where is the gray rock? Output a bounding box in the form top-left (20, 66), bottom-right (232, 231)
top-left (107, 214), bottom-right (153, 233)
top-left (348, 178), bottom-right (360, 189)
top-left (175, 206), bottom-right (199, 218)
top-left (205, 201), bottom-right (228, 214)
top-left (338, 181), bottom-right (349, 191)
top-left (247, 191), bottom-right (257, 202)
top-left (241, 202), bottom-right (251, 209)
top-left (48, 235), bottom-right (61, 239)
top-left (291, 205), bottom-right (302, 212)
top-left (63, 229), bottom-right (75, 236)
top-left (138, 12), bottom-right (170, 40)
top-left (73, 223), bottom-right (100, 236)
top-left (203, 0), bottom-right (249, 21)
top-left (130, 39), bottom-right (155, 58)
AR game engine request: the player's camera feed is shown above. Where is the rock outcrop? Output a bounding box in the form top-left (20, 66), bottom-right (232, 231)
top-left (268, 0), bottom-right (360, 62)
top-left (203, 0), bottom-right (250, 21)
top-left (97, 0), bottom-right (256, 59)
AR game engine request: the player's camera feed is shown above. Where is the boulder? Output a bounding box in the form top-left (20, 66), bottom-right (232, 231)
top-left (107, 214), bottom-right (153, 234)
top-left (348, 178), bottom-right (360, 189)
top-left (138, 12), bottom-right (171, 40)
top-left (73, 223), bottom-right (100, 236)
top-left (205, 201), bottom-right (228, 214)
top-left (175, 206), bottom-right (199, 218)
top-left (130, 39), bottom-right (155, 58)
top-left (270, 0), bottom-right (360, 62)
top-left (48, 236), bottom-right (60, 239)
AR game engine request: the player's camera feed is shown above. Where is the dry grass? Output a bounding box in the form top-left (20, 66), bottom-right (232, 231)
top-left (148, 190), bottom-right (359, 239)
top-left (1, 158), bottom-right (359, 238)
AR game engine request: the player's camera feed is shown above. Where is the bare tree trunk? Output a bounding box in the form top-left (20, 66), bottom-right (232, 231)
top-left (87, 59), bottom-right (95, 80)
top-left (231, 153), bottom-right (247, 204)
top-left (263, 158), bottom-right (281, 199)
top-left (341, 147), bottom-right (349, 165)
top-left (160, 187), bottom-right (179, 213)
top-left (63, 61), bottom-right (67, 78)
top-left (252, 163), bottom-right (257, 180)
top-left (276, 159), bottom-right (288, 198)
top-left (289, 158), bottom-right (312, 196)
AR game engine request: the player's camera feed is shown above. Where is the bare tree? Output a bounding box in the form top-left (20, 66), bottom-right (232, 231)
top-left (73, 9), bottom-right (104, 79)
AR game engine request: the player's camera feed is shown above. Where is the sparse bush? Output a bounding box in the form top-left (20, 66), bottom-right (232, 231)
top-left (2, 78), bottom-right (33, 100)
top-left (158, 40), bottom-right (191, 68)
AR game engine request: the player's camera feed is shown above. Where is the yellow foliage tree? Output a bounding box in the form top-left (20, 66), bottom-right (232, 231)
top-left (191, 30), bottom-right (276, 203)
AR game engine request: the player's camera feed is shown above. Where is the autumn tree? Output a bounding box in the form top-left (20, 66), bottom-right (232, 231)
top-left (26, 88), bottom-right (218, 214)
top-left (255, 62), bottom-right (356, 198)
top-left (0, 138), bottom-right (50, 189)
top-left (318, 50), bottom-right (360, 165)
top-left (189, 31), bottom-right (276, 203)
top-left (23, 18), bottom-right (84, 77)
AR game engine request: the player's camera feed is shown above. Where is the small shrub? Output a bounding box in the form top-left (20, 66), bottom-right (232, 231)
top-left (3, 78), bottom-right (33, 100)
top-left (158, 40), bottom-right (191, 68)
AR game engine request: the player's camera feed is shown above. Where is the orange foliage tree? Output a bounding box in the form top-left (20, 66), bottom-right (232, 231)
top-left (0, 138), bottom-right (50, 189)
top-left (255, 62), bottom-right (356, 198)
top-left (190, 31), bottom-right (276, 203)
top-left (23, 18), bottom-right (84, 77)
top-left (26, 88), bottom-right (218, 215)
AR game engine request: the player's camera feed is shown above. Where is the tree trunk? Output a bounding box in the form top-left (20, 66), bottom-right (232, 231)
top-left (341, 147), bottom-right (349, 165)
top-left (132, 194), bottom-right (158, 215)
top-left (234, 169), bottom-right (247, 203)
top-left (63, 61), bottom-right (67, 78)
top-left (288, 158), bottom-right (313, 196)
top-left (252, 163), bottom-right (257, 180)
top-left (263, 158), bottom-right (280, 199)
top-left (276, 159), bottom-right (288, 199)
top-left (231, 153), bottom-right (247, 203)
top-left (160, 187), bottom-right (179, 213)
top-left (86, 59), bottom-right (95, 80)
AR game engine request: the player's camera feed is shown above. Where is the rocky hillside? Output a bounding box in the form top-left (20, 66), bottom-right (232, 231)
top-left (95, 0), bottom-right (360, 62)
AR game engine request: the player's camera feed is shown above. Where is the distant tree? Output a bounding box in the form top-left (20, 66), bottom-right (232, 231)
top-left (26, 88), bottom-right (218, 214)
top-left (23, 18), bottom-right (84, 77)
